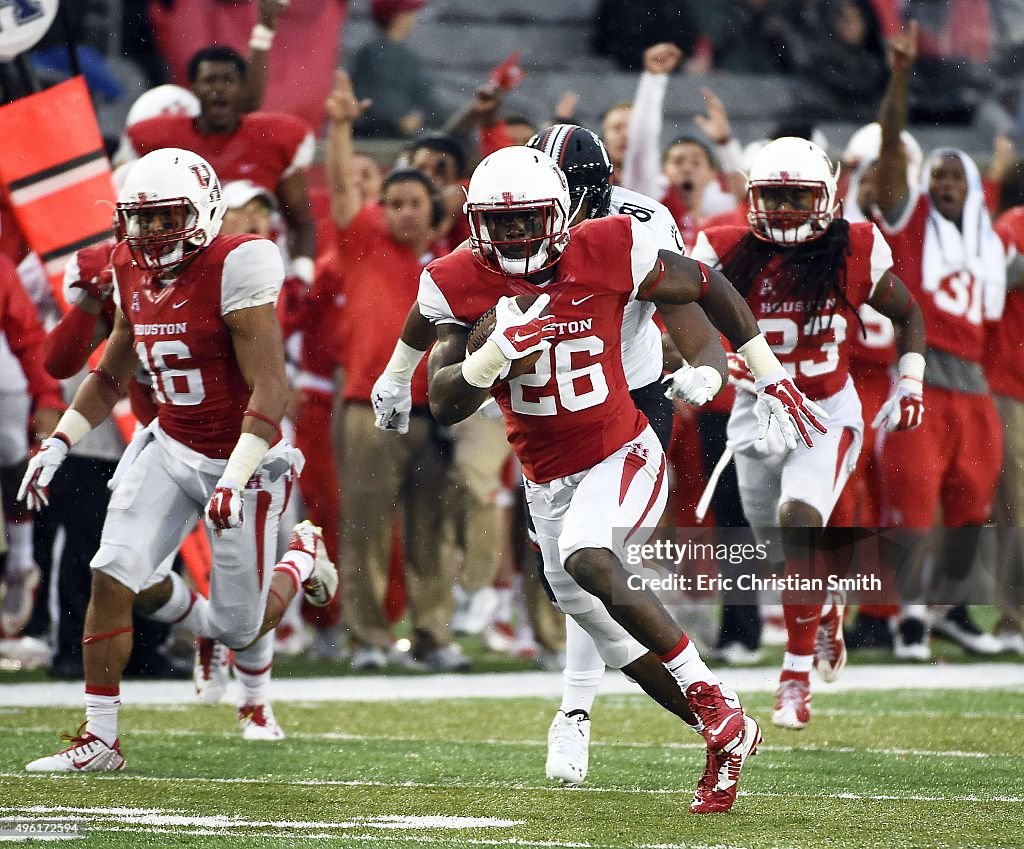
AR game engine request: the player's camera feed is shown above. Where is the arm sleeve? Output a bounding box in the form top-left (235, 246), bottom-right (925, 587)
top-left (628, 216), bottom-right (660, 298)
top-left (622, 72), bottom-right (668, 199)
top-left (221, 239), bottom-right (286, 315)
top-left (417, 268), bottom-right (468, 327)
top-left (866, 224), bottom-right (895, 295)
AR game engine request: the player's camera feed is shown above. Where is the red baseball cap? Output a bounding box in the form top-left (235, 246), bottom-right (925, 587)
top-left (371, 0), bottom-right (426, 26)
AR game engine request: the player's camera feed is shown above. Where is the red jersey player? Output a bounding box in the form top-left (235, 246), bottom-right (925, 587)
top-left (18, 149), bottom-right (336, 771)
top-left (692, 137), bottom-right (925, 730)
top-left (421, 145), bottom-right (826, 814)
top-left (116, 46), bottom-right (317, 288)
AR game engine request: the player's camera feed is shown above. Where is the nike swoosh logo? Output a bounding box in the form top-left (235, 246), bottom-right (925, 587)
top-left (172, 300), bottom-right (189, 309)
top-left (513, 331), bottom-right (538, 343)
top-left (571, 294), bottom-right (594, 305)
top-left (708, 714), bottom-right (737, 738)
top-left (73, 753), bottom-right (101, 769)
top-left (795, 615), bottom-right (818, 624)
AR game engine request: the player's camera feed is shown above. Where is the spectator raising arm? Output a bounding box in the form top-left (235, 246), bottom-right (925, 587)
top-left (325, 70), bottom-right (373, 230)
top-left (622, 42), bottom-right (682, 198)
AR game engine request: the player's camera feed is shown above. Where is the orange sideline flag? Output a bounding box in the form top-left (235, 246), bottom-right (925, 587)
top-left (0, 77), bottom-right (116, 310)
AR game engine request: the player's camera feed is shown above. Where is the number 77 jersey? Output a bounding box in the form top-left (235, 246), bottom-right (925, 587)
top-left (692, 222), bottom-right (893, 401)
top-left (418, 215), bottom-right (655, 484)
top-left (110, 234), bottom-right (284, 459)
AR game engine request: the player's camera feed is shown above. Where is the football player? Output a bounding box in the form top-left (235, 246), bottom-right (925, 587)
top-left (19, 149), bottom-right (337, 771)
top-left (419, 145), bottom-right (828, 814)
top-left (370, 124), bottom-right (730, 785)
top-left (692, 136), bottom-right (926, 728)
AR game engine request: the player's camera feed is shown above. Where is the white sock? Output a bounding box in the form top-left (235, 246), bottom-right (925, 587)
top-left (661, 641), bottom-right (719, 692)
top-left (5, 519), bottom-right (33, 575)
top-left (149, 572), bottom-right (210, 636)
top-left (560, 617), bottom-right (604, 715)
top-left (84, 687), bottom-right (120, 746)
top-left (234, 632), bottom-right (273, 706)
top-left (273, 551), bottom-right (314, 593)
top-left (782, 652), bottom-right (814, 674)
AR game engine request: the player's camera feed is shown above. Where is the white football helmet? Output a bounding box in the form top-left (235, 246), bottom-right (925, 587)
top-left (842, 121), bottom-right (923, 186)
top-left (125, 84), bottom-right (200, 129)
top-left (116, 148), bottom-right (225, 272)
top-left (747, 137), bottom-right (839, 246)
top-left (465, 146), bottom-right (570, 276)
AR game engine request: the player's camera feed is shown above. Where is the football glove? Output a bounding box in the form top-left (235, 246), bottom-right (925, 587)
top-left (206, 478), bottom-right (244, 531)
top-left (489, 294), bottom-right (555, 360)
top-left (17, 437), bottom-right (70, 511)
top-left (371, 372), bottom-right (413, 434)
top-left (663, 364), bottom-right (722, 407)
top-left (873, 378), bottom-right (924, 432)
top-left (754, 369), bottom-right (829, 450)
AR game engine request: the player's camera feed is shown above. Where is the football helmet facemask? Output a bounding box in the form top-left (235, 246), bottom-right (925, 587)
top-left (465, 146), bottom-right (570, 277)
top-left (747, 137), bottom-right (839, 246)
top-left (116, 148), bottom-right (225, 272)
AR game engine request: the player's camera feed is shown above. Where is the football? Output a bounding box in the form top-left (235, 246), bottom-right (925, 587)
top-left (466, 294), bottom-right (544, 379)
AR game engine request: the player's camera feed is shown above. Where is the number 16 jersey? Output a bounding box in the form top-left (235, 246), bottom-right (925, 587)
top-left (111, 235), bottom-right (284, 459)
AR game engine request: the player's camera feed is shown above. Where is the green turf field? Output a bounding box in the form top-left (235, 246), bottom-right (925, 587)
top-left (1, 687), bottom-right (1021, 848)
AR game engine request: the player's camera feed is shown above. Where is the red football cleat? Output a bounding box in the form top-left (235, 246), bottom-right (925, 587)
top-left (690, 714), bottom-right (763, 814)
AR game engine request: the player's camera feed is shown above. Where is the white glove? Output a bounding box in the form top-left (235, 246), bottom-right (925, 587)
top-left (371, 372), bottom-right (413, 434)
top-left (489, 294), bottom-right (554, 360)
top-left (663, 364), bottom-right (722, 407)
top-left (17, 437), bottom-right (70, 510)
top-left (754, 369), bottom-right (829, 450)
top-left (872, 379), bottom-right (924, 432)
top-left (206, 478), bottom-right (244, 531)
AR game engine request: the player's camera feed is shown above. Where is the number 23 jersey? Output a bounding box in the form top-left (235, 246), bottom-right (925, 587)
top-left (111, 235), bottom-right (284, 459)
top-left (419, 215), bottom-right (657, 484)
top-left (692, 221), bottom-right (892, 400)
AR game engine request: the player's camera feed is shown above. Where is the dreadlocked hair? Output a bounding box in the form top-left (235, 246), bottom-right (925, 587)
top-left (719, 219), bottom-right (865, 338)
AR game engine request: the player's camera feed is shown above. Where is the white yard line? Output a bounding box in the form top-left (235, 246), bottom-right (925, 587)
top-left (2, 774), bottom-right (1022, 804)
top-left (0, 808), bottom-right (748, 849)
top-left (2, 664), bottom-right (1023, 707)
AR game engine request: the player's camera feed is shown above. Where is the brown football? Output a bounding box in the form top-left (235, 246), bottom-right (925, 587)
top-left (466, 294), bottom-right (543, 379)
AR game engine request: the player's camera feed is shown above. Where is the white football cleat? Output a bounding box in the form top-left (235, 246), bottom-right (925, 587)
top-left (772, 678), bottom-right (811, 730)
top-left (288, 521), bottom-right (338, 608)
top-left (546, 709), bottom-right (590, 785)
top-left (194, 637), bottom-right (231, 705)
top-left (26, 726), bottom-right (125, 772)
top-left (238, 703), bottom-right (285, 740)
